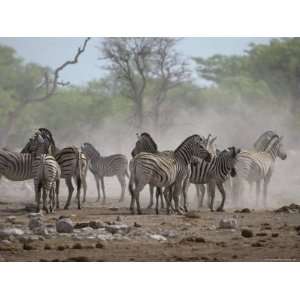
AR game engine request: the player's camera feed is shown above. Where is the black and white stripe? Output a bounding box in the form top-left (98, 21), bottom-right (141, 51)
top-left (129, 134), bottom-right (211, 214)
top-left (234, 133), bottom-right (287, 207)
top-left (81, 142), bottom-right (129, 203)
top-left (33, 154), bottom-right (61, 213)
top-left (187, 147), bottom-right (239, 211)
top-left (22, 128), bottom-right (88, 210)
top-left (130, 132), bottom-right (164, 210)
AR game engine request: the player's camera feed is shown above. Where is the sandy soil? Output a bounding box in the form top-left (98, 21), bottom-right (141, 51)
top-left (0, 196), bottom-right (300, 262)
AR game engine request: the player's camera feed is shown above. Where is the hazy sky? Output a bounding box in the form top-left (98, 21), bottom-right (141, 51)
top-left (0, 37), bottom-right (271, 85)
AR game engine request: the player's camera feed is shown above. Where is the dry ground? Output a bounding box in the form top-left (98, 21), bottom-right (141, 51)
top-left (0, 196), bottom-right (300, 262)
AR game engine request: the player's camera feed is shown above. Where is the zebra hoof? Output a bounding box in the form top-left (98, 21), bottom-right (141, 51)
top-left (63, 205), bottom-right (69, 210)
top-left (216, 207), bottom-right (224, 212)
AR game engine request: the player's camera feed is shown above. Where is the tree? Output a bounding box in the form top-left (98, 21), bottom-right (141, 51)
top-left (99, 38), bottom-right (189, 131)
top-left (150, 38), bottom-right (190, 134)
top-left (0, 38), bottom-right (90, 146)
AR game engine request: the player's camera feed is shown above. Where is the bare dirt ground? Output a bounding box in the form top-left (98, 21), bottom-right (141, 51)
top-left (0, 196), bottom-right (300, 262)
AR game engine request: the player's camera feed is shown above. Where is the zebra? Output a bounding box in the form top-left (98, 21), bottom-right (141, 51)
top-left (129, 134), bottom-right (211, 215)
top-left (233, 133), bottom-right (287, 207)
top-left (193, 134), bottom-right (218, 208)
top-left (131, 132), bottom-right (164, 209)
top-left (22, 128), bottom-right (88, 210)
top-left (81, 142), bottom-right (129, 203)
top-left (185, 146), bottom-right (240, 212)
top-left (0, 130), bottom-right (56, 211)
top-left (34, 154), bottom-right (61, 213)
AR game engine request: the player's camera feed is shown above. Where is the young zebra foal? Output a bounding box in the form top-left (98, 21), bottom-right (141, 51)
top-left (81, 143), bottom-right (129, 203)
top-left (34, 154), bottom-right (61, 213)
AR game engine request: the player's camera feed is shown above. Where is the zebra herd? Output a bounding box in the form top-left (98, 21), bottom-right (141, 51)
top-left (0, 128), bottom-right (287, 214)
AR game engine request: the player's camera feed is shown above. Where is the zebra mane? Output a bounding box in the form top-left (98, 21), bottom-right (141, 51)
top-left (264, 134), bottom-right (280, 153)
top-left (175, 134), bottom-right (201, 152)
top-left (254, 130), bottom-right (278, 151)
top-left (140, 132), bottom-right (158, 151)
top-left (83, 142), bottom-right (101, 159)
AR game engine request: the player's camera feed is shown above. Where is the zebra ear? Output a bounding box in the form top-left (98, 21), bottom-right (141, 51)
top-left (210, 136), bottom-right (217, 144)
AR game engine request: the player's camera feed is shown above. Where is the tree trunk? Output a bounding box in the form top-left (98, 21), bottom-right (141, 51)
top-left (135, 98), bottom-right (144, 131)
top-left (153, 102), bottom-right (161, 137)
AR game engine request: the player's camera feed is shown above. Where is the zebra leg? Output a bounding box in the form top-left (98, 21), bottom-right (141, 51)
top-left (117, 174), bottom-right (126, 202)
top-left (147, 185), bottom-right (154, 209)
top-left (76, 176), bottom-right (82, 210)
top-left (42, 188), bottom-right (49, 213)
top-left (100, 177), bottom-right (106, 204)
top-left (35, 184), bottom-right (42, 213)
top-left (56, 179), bottom-right (60, 209)
top-left (135, 190), bottom-right (142, 215)
top-left (199, 184), bottom-right (206, 209)
top-left (49, 187), bottom-right (54, 213)
top-left (64, 177), bottom-right (74, 210)
top-left (82, 175), bottom-right (87, 204)
top-left (155, 188), bottom-right (160, 215)
top-left (164, 187), bottom-right (171, 214)
top-left (256, 180), bottom-right (261, 208)
top-left (94, 174), bottom-right (101, 202)
top-left (209, 182), bottom-right (216, 212)
top-left (173, 184), bottom-right (183, 215)
top-left (159, 188), bottom-right (164, 209)
top-left (263, 177), bottom-right (270, 208)
top-left (182, 179), bottom-right (190, 212)
top-left (216, 182), bottom-right (226, 212)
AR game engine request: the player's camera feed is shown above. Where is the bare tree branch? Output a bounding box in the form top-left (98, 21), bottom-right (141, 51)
top-left (27, 37), bottom-right (91, 103)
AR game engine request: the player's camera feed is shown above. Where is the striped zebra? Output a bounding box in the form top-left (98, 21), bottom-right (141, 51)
top-left (22, 128), bottom-right (88, 210)
top-left (194, 134), bottom-right (218, 208)
top-left (234, 133), bottom-right (287, 207)
top-left (34, 154), bottom-right (61, 213)
top-left (0, 131), bottom-right (56, 211)
top-left (81, 142), bottom-right (129, 203)
top-left (131, 132), bottom-right (164, 209)
top-left (129, 134), bottom-right (211, 214)
top-left (185, 146), bottom-right (240, 211)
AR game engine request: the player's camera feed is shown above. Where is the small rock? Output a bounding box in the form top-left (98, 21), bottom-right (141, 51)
top-left (109, 207), bottom-right (119, 211)
top-left (0, 228), bottom-right (24, 240)
top-left (272, 233), bottom-right (279, 238)
top-left (181, 236), bottom-right (206, 243)
top-left (89, 220), bottom-right (105, 229)
top-left (97, 234), bottom-right (113, 241)
top-left (28, 212), bottom-right (43, 219)
top-left (74, 222), bottom-right (90, 229)
top-left (116, 216), bottom-right (122, 222)
top-left (95, 242), bottom-right (105, 249)
top-left (252, 242), bottom-right (263, 247)
top-left (184, 211), bottom-right (201, 219)
top-left (29, 217), bottom-right (43, 230)
top-left (23, 243), bottom-right (36, 250)
top-left (241, 229), bottom-right (253, 238)
top-left (56, 218), bottom-right (73, 233)
top-left (149, 234), bottom-right (167, 241)
top-left (72, 243), bottom-right (83, 249)
top-left (6, 216), bottom-right (16, 223)
top-left (57, 245), bottom-right (66, 251)
top-left (219, 218), bottom-right (238, 229)
top-left (134, 222), bottom-right (142, 228)
top-left (44, 244), bottom-right (52, 250)
top-left (161, 230), bottom-right (177, 238)
top-left (240, 208), bottom-right (251, 213)
top-left (256, 232), bottom-right (267, 237)
top-left (105, 224), bottom-right (130, 235)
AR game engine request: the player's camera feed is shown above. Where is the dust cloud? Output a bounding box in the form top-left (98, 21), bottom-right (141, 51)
top-left (1, 98), bottom-right (299, 210)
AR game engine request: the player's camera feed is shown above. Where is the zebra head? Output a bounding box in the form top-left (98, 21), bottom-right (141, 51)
top-left (223, 146), bottom-right (241, 177)
top-left (176, 134), bottom-right (211, 164)
top-left (276, 136), bottom-right (287, 160)
top-left (22, 130), bottom-right (48, 156)
top-left (204, 134), bottom-right (217, 155)
top-left (264, 135), bottom-right (287, 160)
top-left (81, 142), bottom-right (101, 160)
top-left (131, 132), bottom-right (158, 157)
